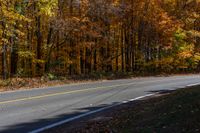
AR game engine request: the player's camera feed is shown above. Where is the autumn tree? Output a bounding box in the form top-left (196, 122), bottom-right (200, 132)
top-left (0, 0), bottom-right (199, 79)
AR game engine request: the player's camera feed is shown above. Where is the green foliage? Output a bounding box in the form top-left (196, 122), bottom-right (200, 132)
top-left (47, 73), bottom-right (57, 80)
top-left (37, 0), bottom-right (58, 16)
top-left (18, 51), bottom-right (35, 59)
top-left (174, 29), bottom-right (186, 42)
top-left (16, 68), bottom-right (26, 77)
top-left (0, 79), bottom-right (11, 87)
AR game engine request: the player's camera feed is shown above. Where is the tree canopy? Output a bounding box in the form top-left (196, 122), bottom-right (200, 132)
top-left (0, 0), bottom-right (200, 79)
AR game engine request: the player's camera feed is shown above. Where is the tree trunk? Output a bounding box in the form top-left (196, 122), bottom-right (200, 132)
top-left (36, 15), bottom-right (42, 75)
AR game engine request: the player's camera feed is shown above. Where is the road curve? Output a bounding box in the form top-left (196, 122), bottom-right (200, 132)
top-left (0, 75), bottom-right (200, 133)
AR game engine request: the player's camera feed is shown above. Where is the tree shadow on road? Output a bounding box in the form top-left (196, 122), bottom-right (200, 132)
top-left (1, 89), bottom-right (175, 133)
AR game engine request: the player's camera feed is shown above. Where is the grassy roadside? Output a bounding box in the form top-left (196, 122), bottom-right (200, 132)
top-left (47, 86), bottom-right (200, 133)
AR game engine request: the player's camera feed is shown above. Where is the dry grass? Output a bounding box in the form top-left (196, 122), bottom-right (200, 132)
top-left (0, 77), bottom-right (100, 92)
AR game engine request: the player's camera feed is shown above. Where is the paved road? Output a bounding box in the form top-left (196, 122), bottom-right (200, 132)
top-left (0, 75), bottom-right (200, 133)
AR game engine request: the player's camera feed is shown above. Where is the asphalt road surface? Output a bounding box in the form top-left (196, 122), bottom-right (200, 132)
top-left (0, 75), bottom-right (200, 133)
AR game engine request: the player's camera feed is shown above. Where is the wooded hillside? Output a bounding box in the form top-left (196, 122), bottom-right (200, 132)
top-left (0, 0), bottom-right (199, 79)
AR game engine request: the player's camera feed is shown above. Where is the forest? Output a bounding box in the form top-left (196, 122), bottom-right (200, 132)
top-left (0, 0), bottom-right (199, 80)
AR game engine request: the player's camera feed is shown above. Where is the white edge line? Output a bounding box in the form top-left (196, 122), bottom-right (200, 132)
top-left (186, 83), bottom-right (200, 87)
top-left (29, 93), bottom-right (155, 133)
top-left (129, 94), bottom-right (155, 101)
